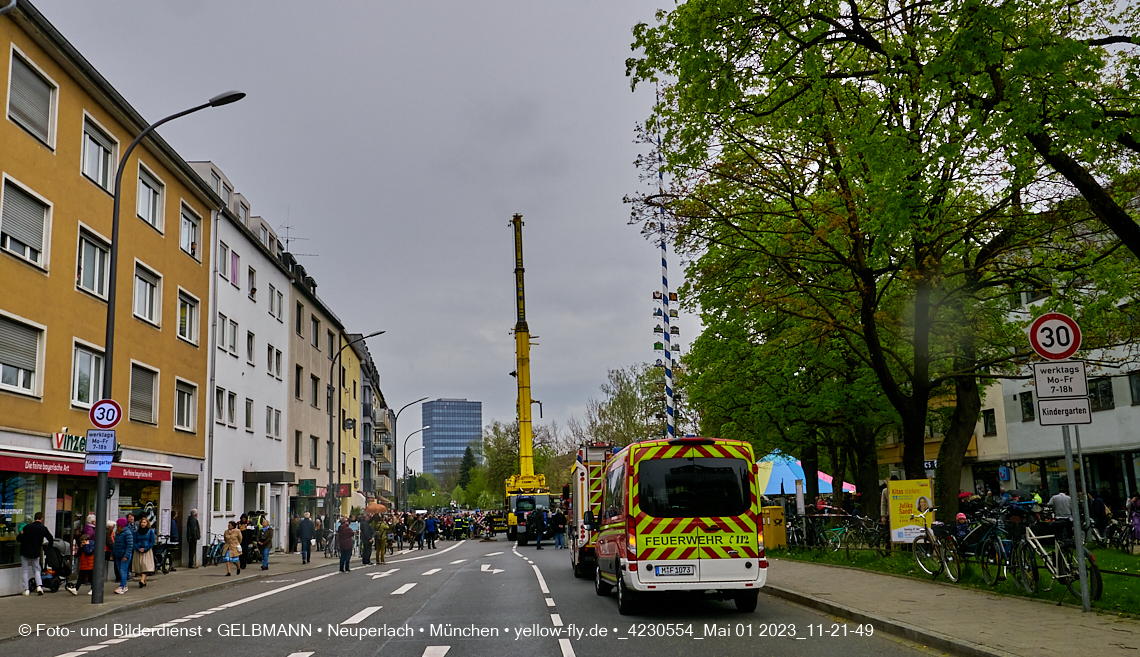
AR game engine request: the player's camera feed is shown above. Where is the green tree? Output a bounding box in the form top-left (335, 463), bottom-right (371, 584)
top-left (457, 446), bottom-right (478, 490)
top-left (627, 0), bottom-right (1140, 521)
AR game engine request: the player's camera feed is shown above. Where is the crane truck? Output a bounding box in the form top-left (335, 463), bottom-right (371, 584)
top-left (504, 214), bottom-right (550, 545)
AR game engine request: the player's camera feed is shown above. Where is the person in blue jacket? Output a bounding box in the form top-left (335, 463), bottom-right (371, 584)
top-left (111, 518), bottom-right (134, 595)
top-left (132, 516), bottom-right (156, 588)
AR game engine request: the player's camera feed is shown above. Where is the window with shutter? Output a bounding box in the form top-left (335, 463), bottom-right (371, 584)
top-left (0, 315), bottom-right (40, 392)
top-left (129, 365), bottom-right (156, 423)
top-left (8, 54), bottom-right (54, 144)
top-left (1, 181), bottom-right (47, 265)
top-left (82, 119), bottom-right (116, 190)
top-left (133, 265), bottom-right (160, 323)
top-left (137, 168), bottom-right (163, 228)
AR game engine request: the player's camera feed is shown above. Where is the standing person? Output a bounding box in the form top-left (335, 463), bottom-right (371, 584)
top-left (425, 515), bottom-right (438, 549)
top-left (1128, 494), bottom-right (1140, 541)
top-left (337, 517), bottom-right (355, 572)
top-left (104, 520), bottom-right (116, 580)
top-left (123, 512), bottom-right (137, 578)
top-left (530, 509), bottom-right (547, 550)
top-left (1047, 486), bottom-right (1073, 520)
top-left (552, 507), bottom-right (567, 549)
top-left (359, 514), bottom-right (374, 566)
top-left (186, 509), bottom-right (201, 568)
top-left (238, 518), bottom-right (255, 570)
top-left (290, 513), bottom-right (301, 553)
top-left (411, 514), bottom-right (426, 550)
top-left (393, 515), bottom-right (405, 551)
top-left (75, 532), bottom-right (95, 595)
top-left (15, 511), bottom-right (52, 596)
top-left (132, 516), bottom-right (156, 588)
top-left (258, 520), bottom-right (274, 570)
top-left (374, 515), bottom-right (390, 565)
top-left (111, 518), bottom-right (134, 594)
top-left (223, 521), bottom-right (242, 576)
top-left (298, 512), bottom-right (315, 564)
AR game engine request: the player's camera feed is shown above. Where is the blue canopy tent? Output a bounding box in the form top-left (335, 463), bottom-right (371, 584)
top-left (756, 453), bottom-right (855, 496)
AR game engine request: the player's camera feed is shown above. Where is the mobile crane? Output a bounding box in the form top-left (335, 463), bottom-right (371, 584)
top-left (504, 214), bottom-right (549, 544)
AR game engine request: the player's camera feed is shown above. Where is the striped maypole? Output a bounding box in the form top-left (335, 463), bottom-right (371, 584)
top-left (657, 108), bottom-right (675, 440)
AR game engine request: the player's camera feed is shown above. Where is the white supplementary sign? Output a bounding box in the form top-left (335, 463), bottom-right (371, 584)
top-left (85, 429), bottom-right (115, 454)
top-left (1038, 398), bottom-right (1092, 426)
top-left (1028, 313), bottom-right (1082, 361)
top-left (83, 453), bottom-right (113, 473)
top-left (88, 399), bottom-right (123, 430)
top-left (1032, 361), bottom-right (1088, 399)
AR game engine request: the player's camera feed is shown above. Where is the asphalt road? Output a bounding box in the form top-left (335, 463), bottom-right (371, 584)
top-left (12, 538), bottom-right (938, 657)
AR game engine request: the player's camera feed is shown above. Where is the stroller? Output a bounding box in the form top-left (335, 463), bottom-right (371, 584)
top-left (37, 539), bottom-right (73, 593)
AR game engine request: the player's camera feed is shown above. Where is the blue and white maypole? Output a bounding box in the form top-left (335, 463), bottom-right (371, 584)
top-left (656, 110), bottom-right (675, 440)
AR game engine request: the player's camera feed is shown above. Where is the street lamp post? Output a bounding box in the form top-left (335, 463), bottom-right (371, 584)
top-left (391, 397), bottom-right (427, 513)
top-left (405, 446), bottom-right (424, 510)
top-left (402, 428), bottom-right (428, 511)
top-left (326, 331), bottom-right (384, 520)
top-left (93, 91), bottom-right (245, 605)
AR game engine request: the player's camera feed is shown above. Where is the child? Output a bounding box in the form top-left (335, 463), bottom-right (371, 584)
top-left (76, 533), bottom-right (95, 594)
top-left (954, 513), bottom-right (970, 541)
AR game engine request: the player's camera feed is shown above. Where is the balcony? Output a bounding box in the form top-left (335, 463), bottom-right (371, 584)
top-left (373, 442), bottom-right (392, 465)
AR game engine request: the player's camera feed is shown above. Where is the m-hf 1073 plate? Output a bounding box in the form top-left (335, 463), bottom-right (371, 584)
top-left (655, 564), bottom-right (695, 576)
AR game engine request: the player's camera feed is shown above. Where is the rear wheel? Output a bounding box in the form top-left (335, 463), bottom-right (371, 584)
top-left (980, 537), bottom-right (1002, 586)
top-left (1064, 547), bottom-right (1103, 601)
top-left (1012, 541), bottom-right (1038, 594)
top-left (735, 590), bottom-right (759, 613)
top-left (913, 535), bottom-right (941, 577)
top-left (616, 576), bottom-right (639, 615)
top-left (594, 565), bottom-right (613, 596)
top-left (940, 538), bottom-right (962, 583)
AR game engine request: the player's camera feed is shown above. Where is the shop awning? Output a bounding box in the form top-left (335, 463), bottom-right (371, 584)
top-left (242, 470), bottom-right (296, 484)
top-left (0, 451), bottom-right (172, 481)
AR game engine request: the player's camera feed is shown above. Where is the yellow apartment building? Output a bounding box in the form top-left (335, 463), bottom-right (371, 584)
top-left (340, 334), bottom-right (361, 516)
top-left (0, 2), bottom-right (221, 591)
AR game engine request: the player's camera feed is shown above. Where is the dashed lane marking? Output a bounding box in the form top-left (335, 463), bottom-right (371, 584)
top-left (484, 552), bottom-right (503, 556)
top-left (77, 646), bottom-right (108, 652)
top-left (422, 648), bottom-right (451, 657)
top-left (342, 606), bottom-right (383, 624)
top-left (449, 559), bottom-right (467, 564)
top-left (545, 597), bottom-right (555, 607)
top-left (532, 564), bottom-right (550, 594)
top-left (559, 638), bottom-right (576, 657)
top-left (99, 640), bottom-right (128, 645)
top-left (286, 653), bottom-right (315, 657)
top-left (391, 582), bottom-right (417, 595)
top-left (422, 568), bottom-right (441, 575)
top-left (551, 613), bottom-right (564, 627)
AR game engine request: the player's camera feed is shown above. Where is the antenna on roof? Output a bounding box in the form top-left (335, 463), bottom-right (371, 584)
top-left (278, 218), bottom-right (317, 257)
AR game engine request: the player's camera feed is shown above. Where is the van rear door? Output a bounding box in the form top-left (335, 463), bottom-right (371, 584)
top-left (632, 441), bottom-right (760, 584)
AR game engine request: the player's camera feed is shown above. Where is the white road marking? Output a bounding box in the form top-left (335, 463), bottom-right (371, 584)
top-left (342, 606), bottom-right (383, 624)
top-left (392, 582), bottom-right (418, 595)
top-left (422, 568), bottom-right (441, 575)
top-left (78, 646), bottom-right (108, 652)
top-left (53, 653), bottom-right (85, 657)
top-left (450, 559), bottom-right (467, 564)
top-left (559, 638), bottom-right (576, 657)
top-left (545, 597), bottom-right (556, 607)
top-left (286, 653), bottom-right (315, 657)
top-left (484, 551), bottom-right (503, 556)
top-left (371, 568), bottom-right (400, 579)
top-left (386, 541), bottom-right (463, 563)
top-left (99, 640), bottom-right (129, 645)
top-left (551, 613), bottom-right (564, 627)
top-left (219, 571), bottom-right (339, 609)
top-left (422, 648), bottom-right (451, 657)
top-left (480, 563), bottom-right (504, 574)
top-left (532, 564), bottom-right (550, 594)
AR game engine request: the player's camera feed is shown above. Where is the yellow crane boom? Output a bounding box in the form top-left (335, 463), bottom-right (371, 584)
top-left (506, 214), bottom-right (545, 501)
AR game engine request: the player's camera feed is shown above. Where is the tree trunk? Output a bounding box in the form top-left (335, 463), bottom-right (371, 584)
top-left (852, 424), bottom-right (881, 518)
top-left (801, 439), bottom-right (820, 508)
top-left (934, 368), bottom-right (981, 525)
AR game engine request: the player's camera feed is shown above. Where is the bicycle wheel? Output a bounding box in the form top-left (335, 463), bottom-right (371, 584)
top-left (940, 538), bottom-right (962, 583)
top-left (980, 537), bottom-right (1002, 586)
top-left (1064, 547), bottom-right (1103, 601)
top-left (1013, 541), bottom-right (1038, 594)
top-left (913, 535), bottom-right (941, 577)
top-left (827, 530), bottom-right (843, 553)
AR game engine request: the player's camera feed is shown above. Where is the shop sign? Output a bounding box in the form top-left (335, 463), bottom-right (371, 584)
top-left (0, 454), bottom-right (171, 481)
top-left (52, 432), bottom-right (87, 453)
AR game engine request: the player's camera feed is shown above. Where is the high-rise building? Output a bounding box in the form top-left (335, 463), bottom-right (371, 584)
top-left (421, 399), bottom-right (481, 477)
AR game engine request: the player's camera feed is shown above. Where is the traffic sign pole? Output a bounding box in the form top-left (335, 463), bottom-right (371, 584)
top-left (1062, 428), bottom-right (1091, 612)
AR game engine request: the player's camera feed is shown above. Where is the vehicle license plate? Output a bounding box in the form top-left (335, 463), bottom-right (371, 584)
top-left (655, 564), bottom-right (695, 576)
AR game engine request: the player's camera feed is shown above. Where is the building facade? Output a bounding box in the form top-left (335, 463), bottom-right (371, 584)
top-left (0, 3), bottom-right (220, 592)
top-left (421, 399), bottom-right (481, 477)
top-left (352, 338), bottom-right (391, 503)
top-left (189, 161), bottom-right (292, 552)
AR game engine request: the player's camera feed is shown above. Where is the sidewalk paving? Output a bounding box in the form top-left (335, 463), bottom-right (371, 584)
top-left (0, 551), bottom-right (345, 642)
top-left (763, 558), bottom-right (1139, 657)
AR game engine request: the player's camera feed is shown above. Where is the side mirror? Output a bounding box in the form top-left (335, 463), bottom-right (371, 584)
top-left (583, 510), bottom-right (595, 529)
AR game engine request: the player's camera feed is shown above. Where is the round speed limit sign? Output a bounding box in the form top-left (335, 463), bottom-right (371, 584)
top-left (1028, 312), bottom-right (1082, 361)
top-left (89, 398), bottom-right (123, 429)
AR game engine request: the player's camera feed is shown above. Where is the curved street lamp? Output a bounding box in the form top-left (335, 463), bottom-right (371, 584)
top-left (93, 91), bottom-right (245, 605)
top-left (391, 397), bottom-right (427, 511)
top-left (326, 330), bottom-right (385, 518)
top-left (402, 427), bottom-right (429, 511)
top-left (405, 447), bottom-right (424, 510)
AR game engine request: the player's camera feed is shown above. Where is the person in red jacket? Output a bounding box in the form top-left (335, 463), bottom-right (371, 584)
top-left (337, 517), bottom-right (355, 573)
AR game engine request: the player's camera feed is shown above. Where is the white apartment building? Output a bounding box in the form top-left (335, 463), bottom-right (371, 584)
top-left (192, 162), bottom-right (292, 551)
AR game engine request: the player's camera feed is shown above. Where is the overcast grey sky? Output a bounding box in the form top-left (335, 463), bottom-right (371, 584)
top-left (35, 0), bottom-right (696, 470)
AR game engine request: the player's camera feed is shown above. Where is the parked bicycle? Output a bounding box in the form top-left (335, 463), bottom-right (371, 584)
top-left (204, 533), bottom-right (226, 567)
top-left (911, 508), bottom-right (961, 582)
top-left (1012, 517), bottom-right (1103, 601)
top-left (152, 534), bottom-right (175, 574)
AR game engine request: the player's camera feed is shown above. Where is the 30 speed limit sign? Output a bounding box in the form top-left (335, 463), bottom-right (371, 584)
top-left (1028, 312), bottom-right (1082, 361)
top-left (89, 398), bottom-right (123, 430)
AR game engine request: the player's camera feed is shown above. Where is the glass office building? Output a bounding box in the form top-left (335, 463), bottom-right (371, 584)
top-left (422, 399), bottom-right (482, 477)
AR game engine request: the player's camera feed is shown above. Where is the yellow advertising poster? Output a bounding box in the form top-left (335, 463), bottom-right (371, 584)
top-left (889, 479), bottom-right (933, 543)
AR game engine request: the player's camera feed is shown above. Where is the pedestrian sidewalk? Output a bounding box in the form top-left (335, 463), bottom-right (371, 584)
top-left (0, 552), bottom-right (338, 642)
top-left (764, 558), bottom-right (1139, 657)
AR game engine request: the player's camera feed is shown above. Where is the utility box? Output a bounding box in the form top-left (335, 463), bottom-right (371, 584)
top-left (761, 506), bottom-right (786, 548)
